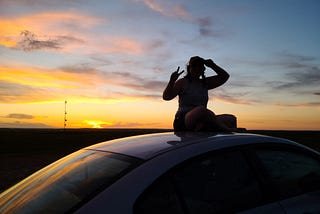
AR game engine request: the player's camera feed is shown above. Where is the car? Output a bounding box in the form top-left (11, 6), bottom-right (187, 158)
top-left (1, 132), bottom-right (320, 214)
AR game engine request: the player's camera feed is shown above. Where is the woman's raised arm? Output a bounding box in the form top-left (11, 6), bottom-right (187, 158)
top-left (163, 67), bottom-right (184, 100)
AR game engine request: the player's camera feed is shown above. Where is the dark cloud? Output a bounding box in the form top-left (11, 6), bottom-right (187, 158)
top-left (275, 102), bottom-right (320, 107)
top-left (0, 121), bottom-right (53, 128)
top-left (212, 90), bottom-right (257, 105)
top-left (274, 69), bottom-right (320, 90)
top-left (197, 17), bottom-right (213, 36)
top-left (278, 51), bottom-right (316, 63)
top-left (91, 70), bottom-right (166, 100)
top-left (269, 81), bottom-right (298, 90)
top-left (108, 71), bottom-right (166, 92)
top-left (90, 55), bottom-right (113, 65)
top-left (140, 93), bottom-right (162, 99)
top-left (226, 53), bottom-right (319, 102)
top-left (0, 0), bottom-right (83, 11)
top-left (280, 54), bottom-right (319, 83)
top-left (5, 113), bottom-right (34, 119)
top-left (56, 35), bottom-right (84, 44)
top-left (147, 39), bottom-right (166, 49)
top-left (141, 80), bottom-right (166, 90)
top-left (152, 65), bottom-right (166, 73)
top-left (290, 67), bottom-right (320, 84)
top-left (59, 64), bottom-right (98, 74)
top-left (17, 30), bottom-right (61, 51)
top-left (195, 17), bottom-right (224, 38)
top-left (270, 52), bottom-right (320, 90)
top-left (16, 30), bottom-right (84, 51)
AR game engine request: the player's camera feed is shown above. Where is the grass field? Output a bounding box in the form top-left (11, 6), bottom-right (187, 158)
top-left (1, 128), bottom-right (319, 192)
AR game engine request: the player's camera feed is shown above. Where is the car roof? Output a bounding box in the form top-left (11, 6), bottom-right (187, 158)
top-left (84, 132), bottom-right (301, 160)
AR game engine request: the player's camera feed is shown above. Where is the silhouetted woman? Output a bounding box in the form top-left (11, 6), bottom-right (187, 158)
top-left (163, 56), bottom-right (234, 132)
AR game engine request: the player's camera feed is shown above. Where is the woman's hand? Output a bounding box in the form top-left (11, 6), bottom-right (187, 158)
top-left (169, 66), bottom-right (184, 83)
top-left (204, 59), bottom-right (215, 68)
top-left (163, 67), bottom-right (184, 100)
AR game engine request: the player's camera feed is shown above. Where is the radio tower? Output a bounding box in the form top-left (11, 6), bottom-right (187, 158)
top-left (64, 100), bottom-right (67, 129)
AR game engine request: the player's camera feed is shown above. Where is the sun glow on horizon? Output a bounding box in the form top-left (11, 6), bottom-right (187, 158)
top-left (83, 120), bottom-right (114, 128)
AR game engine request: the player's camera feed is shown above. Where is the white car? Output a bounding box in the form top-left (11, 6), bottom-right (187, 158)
top-left (1, 132), bottom-right (320, 214)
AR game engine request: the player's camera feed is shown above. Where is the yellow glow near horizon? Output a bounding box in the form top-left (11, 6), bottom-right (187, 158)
top-left (0, 66), bottom-right (100, 89)
top-left (16, 97), bottom-right (140, 105)
top-left (83, 120), bottom-right (114, 128)
top-left (0, 65), bottom-right (147, 104)
top-left (0, 99), bottom-right (319, 130)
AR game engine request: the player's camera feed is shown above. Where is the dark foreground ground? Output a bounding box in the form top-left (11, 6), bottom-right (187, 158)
top-left (1, 128), bottom-right (319, 193)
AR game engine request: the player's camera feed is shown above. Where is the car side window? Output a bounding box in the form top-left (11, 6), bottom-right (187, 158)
top-left (135, 151), bottom-right (263, 214)
top-left (172, 151), bottom-right (263, 214)
top-left (134, 174), bottom-right (184, 214)
top-left (254, 148), bottom-right (320, 198)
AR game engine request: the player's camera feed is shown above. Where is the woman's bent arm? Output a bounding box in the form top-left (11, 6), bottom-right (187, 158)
top-left (205, 60), bottom-right (230, 89)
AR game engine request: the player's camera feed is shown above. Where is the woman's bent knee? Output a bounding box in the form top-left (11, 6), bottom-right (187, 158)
top-left (190, 106), bottom-right (214, 116)
top-left (185, 106), bottom-right (216, 130)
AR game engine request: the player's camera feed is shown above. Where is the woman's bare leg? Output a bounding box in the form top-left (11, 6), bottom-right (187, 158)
top-left (185, 106), bottom-right (229, 131)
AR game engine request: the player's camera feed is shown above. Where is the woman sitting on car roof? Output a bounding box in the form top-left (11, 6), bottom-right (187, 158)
top-left (163, 56), bottom-right (240, 132)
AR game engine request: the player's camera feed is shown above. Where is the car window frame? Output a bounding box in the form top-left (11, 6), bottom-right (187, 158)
top-left (245, 143), bottom-right (320, 201)
top-left (134, 146), bottom-right (269, 214)
top-left (70, 151), bottom-right (143, 213)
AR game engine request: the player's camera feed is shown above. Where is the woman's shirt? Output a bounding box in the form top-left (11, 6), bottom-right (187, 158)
top-left (175, 78), bottom-right (208, 118)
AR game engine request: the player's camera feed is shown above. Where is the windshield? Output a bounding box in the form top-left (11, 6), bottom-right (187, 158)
top-left (0, 149), bottom-right (141, 213)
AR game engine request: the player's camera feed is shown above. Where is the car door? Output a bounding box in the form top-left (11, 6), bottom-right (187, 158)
top-left (134, 149), bottom-right (285, 214)
top-left (252, 146), bottom-right (320, 214)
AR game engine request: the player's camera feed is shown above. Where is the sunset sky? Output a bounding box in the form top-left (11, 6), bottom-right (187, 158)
top-left (0, 0), bottom-right (319, 130)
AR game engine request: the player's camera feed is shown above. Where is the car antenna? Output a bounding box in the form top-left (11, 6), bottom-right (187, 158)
top-left (64, 100), bottom-right (67, 130)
